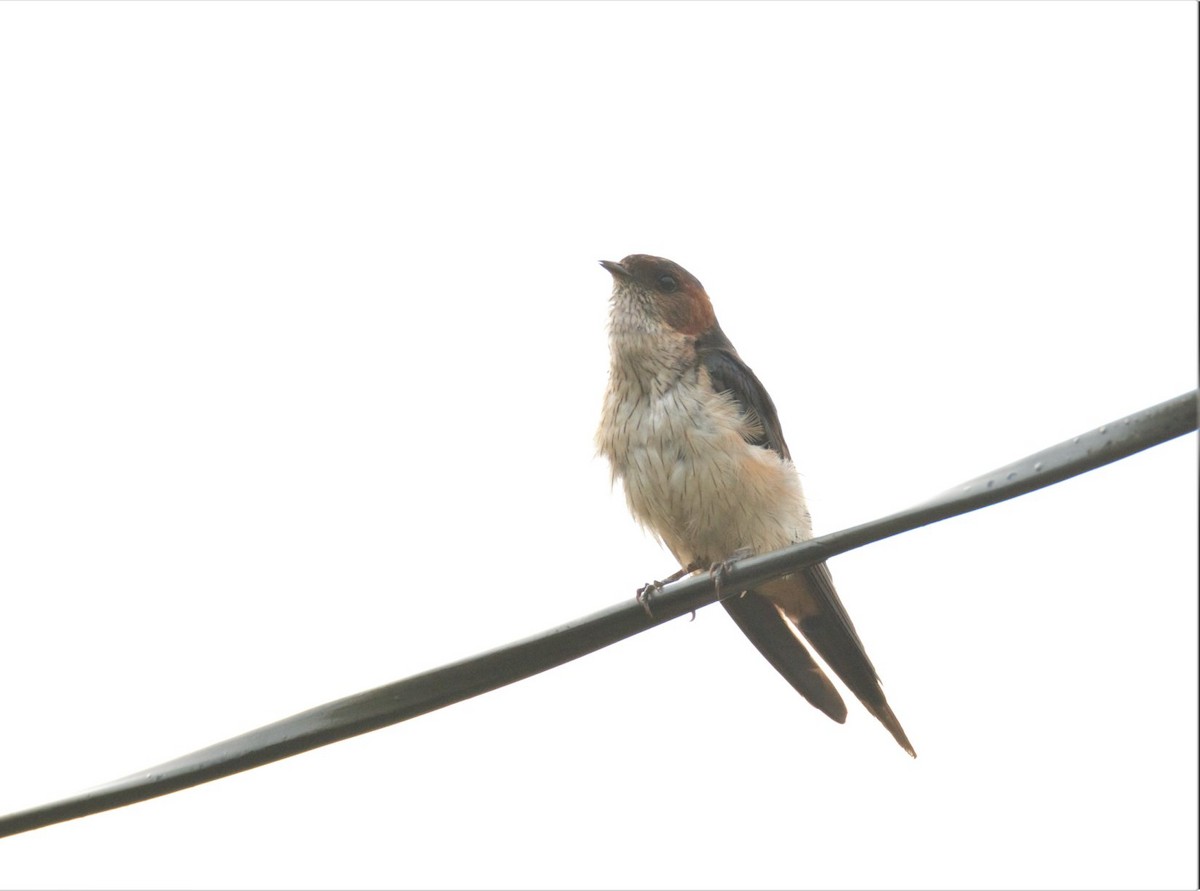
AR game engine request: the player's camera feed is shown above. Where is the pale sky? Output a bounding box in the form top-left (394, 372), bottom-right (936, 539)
top-left (1, 2), bottom-right (1196, 889)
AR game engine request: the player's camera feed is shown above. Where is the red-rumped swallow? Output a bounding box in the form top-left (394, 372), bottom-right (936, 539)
top-left (596, 254), bottom-right (914, 756)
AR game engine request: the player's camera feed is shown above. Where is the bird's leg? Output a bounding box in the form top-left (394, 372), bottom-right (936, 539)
top-left (709, 547), bottom-right (756, 602)
top-left (636, 561), bottom-right (703, 619)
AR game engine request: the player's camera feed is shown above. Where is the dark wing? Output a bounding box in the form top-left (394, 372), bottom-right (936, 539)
top-left (696, 327), bottom-right (850, 724)
top-left (697, 328), bottom-right (916, 756)
top-left (695, 325), bottom-right (791, 460)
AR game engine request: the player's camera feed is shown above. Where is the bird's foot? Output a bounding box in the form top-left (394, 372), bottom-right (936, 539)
top-left (634, 582), bottom-right (660, 619)
top-left (709, 547), bottom-right (755, 601)
top-left (636, 562), bottom-right (703, 619)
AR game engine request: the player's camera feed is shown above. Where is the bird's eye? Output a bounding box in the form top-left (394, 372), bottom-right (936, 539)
top-left (657, 274), bottom-right (678, 292)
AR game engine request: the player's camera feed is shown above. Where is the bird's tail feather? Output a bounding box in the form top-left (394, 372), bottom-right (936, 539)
top-left (759, 563), bottom-right (916, 757)
top-left (722, 592), bottom-right (847, 724)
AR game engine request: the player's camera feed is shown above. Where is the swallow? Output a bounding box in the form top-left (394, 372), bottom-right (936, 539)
top-left (596, 253), bottom-right (914, 756)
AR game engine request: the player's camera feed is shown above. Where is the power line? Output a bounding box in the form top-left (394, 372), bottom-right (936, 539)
top-left (0, 390), bottom-right (1194, 840)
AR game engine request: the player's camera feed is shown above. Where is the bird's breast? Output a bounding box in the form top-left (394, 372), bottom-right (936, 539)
top-left (598, 371), bottom-right (812, 567)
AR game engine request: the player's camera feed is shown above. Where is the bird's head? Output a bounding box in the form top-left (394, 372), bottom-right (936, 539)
top-left (600, 254), bottom-right (716, 337)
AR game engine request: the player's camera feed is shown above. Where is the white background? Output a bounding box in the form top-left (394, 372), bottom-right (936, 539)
top-left (1, 2), bottom-right (1196, 889)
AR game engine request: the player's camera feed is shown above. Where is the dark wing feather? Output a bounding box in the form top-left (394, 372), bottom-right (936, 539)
top-left (696, 326), bottom-right (855, 725)
top-left (695, 326), bottom-right (791, 460)
top-left (697, 328), bottom-right (916, 755)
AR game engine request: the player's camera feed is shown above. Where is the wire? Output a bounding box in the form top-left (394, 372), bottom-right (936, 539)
top-left (0, 390), bottom-right (1194, 840)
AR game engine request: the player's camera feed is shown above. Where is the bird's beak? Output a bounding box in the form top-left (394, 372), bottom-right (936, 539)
top-left (599, 259), bottom-right (631, 279)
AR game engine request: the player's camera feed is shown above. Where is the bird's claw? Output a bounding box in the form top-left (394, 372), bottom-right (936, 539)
top-left (636, 561), bottom-right (704, 619)
top-left (635, 581), bottom-right (661, 618)
top-left (710, 547), bottom-right (755, 601)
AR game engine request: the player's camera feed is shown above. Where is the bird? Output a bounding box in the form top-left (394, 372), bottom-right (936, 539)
top-left (596, 253), bottom-right (915, 757)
